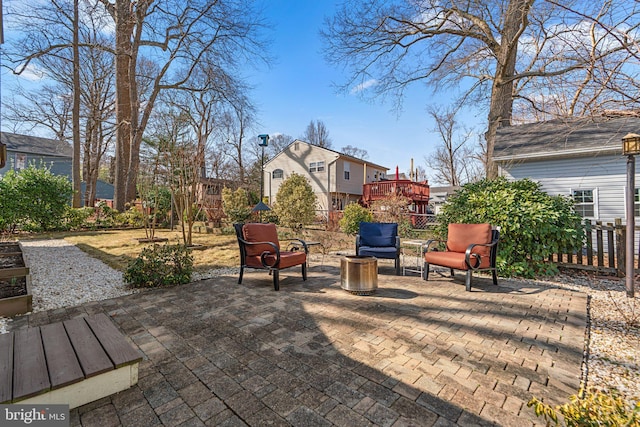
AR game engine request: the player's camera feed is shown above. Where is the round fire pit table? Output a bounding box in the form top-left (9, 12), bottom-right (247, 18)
top-left (340, 256), bottom-right (377, 295)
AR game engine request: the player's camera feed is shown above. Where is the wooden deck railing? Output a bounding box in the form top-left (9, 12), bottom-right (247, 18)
top-left (362, 180), bottom-right (430, 202)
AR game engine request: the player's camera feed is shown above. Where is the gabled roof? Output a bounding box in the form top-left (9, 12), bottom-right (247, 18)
top-left (0, 132), bottom-right (72, 158)
top-left (493, 115), bottom-right (640, 161)
top-left (265, 139), bottom-right (389, 170)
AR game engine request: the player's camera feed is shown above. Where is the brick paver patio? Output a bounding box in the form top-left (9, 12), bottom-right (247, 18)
top-left (9, 258), bottom-right (587, 426)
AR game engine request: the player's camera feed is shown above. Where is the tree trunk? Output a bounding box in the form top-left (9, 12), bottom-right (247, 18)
top-left (113, 0), bottom-right (133, 211)
top-left (485, 0), bottom-right (533, 179)
top-left (71, 0), bottom-right (82, 208)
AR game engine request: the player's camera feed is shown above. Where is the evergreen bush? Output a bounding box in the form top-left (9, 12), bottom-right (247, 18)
top-left (436, 177), bottom-right (584, 277)
top-left (339, 203), bottom-right (373, 235)
top-left (222, 187), bottom-right (252, 224)
top-left (272, 173), bottom-right (317, 230)
top-left (0, 164), bottom-right (73, 232)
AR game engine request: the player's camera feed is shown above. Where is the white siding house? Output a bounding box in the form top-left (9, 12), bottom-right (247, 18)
top-left (494, 115), bottom-right (640, 226)
top-left (264, 140), bottom-right (389, 213)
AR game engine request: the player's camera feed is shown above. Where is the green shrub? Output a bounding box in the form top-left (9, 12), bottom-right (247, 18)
top-left (0, 164), bottom-right (73, 232)
top-left (63, 207), bottom-right (95, 230)
top-left (436, 177), bottom-right (584, 278)
top-left (124, 243), bottom-right (193, 288)
top-left (272, 173), bottom-right (317, 230)
top-left (340, 203), bottom-right (373, 235)
top-left (116, 207), bottom-right (145, 227)
top-left (222, 187), bottom-right (252, 224)
top-left (528, 388), bottom-right (640, 426)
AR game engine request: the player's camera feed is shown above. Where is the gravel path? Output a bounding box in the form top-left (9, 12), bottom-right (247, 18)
top-left (0, 239), bottom-right (638, 407)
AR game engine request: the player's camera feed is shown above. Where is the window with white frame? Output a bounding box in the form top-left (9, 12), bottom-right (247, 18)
top-left (344, 161), bottom-right (350, 180)
top-left (272, 169), bottom-right (283, 179)
top-left (309, 161), bottom-right (325, 173)
top-left (572, 189), bottom-right (595, 217)
top-left (635, 188), bottom-right (640, 217)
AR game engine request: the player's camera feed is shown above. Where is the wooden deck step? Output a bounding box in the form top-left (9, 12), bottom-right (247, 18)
top-left (0, 313), bottom-right (142, 409)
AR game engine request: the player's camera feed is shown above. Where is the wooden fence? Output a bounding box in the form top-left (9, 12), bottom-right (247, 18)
top-left (551, 219), bottom-right (639, 276)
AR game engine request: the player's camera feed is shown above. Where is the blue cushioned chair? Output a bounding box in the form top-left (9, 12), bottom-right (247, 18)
top-left (356, 222), bottom-right (401, 275)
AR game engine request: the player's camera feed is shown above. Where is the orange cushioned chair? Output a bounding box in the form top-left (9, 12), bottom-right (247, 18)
top-left (423, 223), bottom-right (500, 291)
top-left (234, 223), bottom-right (308, 291)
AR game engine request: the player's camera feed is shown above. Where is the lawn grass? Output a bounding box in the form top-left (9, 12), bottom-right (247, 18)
top-left (16, 226), bottom-right (356, 273)
top-left (62, 228), bottom-right (239, 272)
top-left (14, 225), bottom-right (426, 274)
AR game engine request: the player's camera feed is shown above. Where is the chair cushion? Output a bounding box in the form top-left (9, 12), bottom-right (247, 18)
top-left (358, 246), bottom-right (397, 259)
top-left (242, 223), bottom-right (280, 257)
top-left (246, 251), bottom-right (306, 269)
top-left (359, 222), bottom-right (398, 247)
top-left (424, 251), bottom-right (491, 270)
top-left (446, 223), bottom-right (492, 258)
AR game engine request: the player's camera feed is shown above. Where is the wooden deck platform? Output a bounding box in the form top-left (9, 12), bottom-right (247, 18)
top-left (0, 313), bottom-right (142, 409)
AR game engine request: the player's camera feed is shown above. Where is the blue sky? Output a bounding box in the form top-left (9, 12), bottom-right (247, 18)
top-left (252, 1), bottom-right (484, 181)
top-left (0, 0), bottom-right (485, 184)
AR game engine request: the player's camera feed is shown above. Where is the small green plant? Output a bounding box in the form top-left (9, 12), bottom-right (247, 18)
top-left (63, 207), bottom-right (95, 230)
top-left (339, 203), bottom-right (373, 235)
top-left (124, 243), bottom-right (193, 288)
top-left (528, 388), bottom-right (640, 426)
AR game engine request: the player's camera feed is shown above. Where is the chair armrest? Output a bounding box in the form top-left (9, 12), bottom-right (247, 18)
top-left (395, 236), bottom-right (401, 253)
top-left (424, 239), bottom-right (446, 252)
top-left (464, 240), bottom-right (499, 270)
top-left (239, 239), bottom-right (280, 268)
top-left (284, 238), bottom-right (309, 254)
top-left (355, 234), bottom-right (361, 253)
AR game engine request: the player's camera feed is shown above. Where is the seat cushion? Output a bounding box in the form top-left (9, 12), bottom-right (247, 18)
top-left (242, 223), bottom-right (280, 257)
top-left (358, 246), bottom-right (397, 259)
top-left (246, 251), bottom-right (306, 269)
top-left (446, 223), bottom-right (492, 258)
top-left (359, 222), bottom-right (398, 247)
top-left (424, 251), bottom-right (491, 270)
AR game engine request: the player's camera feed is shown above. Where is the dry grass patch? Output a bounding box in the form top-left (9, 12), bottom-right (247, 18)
top-left (63, 229), bottom-right (238, 272)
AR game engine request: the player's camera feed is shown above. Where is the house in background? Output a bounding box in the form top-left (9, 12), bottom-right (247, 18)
top-left (264, 139), bottom-right (389, 215)
top-left (493, 114), bottom-right (640, 224)
top-left (0, 132), bottom-right (72, 176)
top-left (0, 132), bottom-right (114, 205)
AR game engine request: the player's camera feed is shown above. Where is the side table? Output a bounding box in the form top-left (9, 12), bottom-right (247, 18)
top-left (402, 240), bottom-right (426, 276)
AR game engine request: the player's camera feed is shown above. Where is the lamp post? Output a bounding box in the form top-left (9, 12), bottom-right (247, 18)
top-left (622, 132), bottom-right (640, 298)
top-left (252, 134), bottom-right (270, 221)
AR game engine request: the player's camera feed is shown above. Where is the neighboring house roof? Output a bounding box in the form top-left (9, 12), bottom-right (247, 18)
top-left (264, 139), bottom-right (389, 171)
top-left (493, 115), bottom-right (640, 161)
top-left (1, 132), bottom-right (72, 158)
top-left (429, 185), bottom-right (460, 204)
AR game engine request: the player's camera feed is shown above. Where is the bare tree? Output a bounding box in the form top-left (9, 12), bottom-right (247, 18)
top-left (322, 0), bottom-right (640, 178)
top-left (267, 133), bottom-right (294, 156)
top-left (301, 120), bottom-right (333, 148)
top-left (3, 84), bottom-right (72, 142)
top-left (341, 145), bottom-right (368, 160)
top-left (426, 105), bottom-right (480, 186)
top-left (4, 0), bottom-right (115, 207)
top-left (97, 0), bottom-right (268, 210)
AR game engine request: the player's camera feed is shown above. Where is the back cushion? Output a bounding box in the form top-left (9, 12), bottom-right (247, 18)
top-left (359, 222), bottom-right (398, 247)
top-left (243, 223), bottom-right (280, 256)
top-left (447, 223), bottom-right (492, 255)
